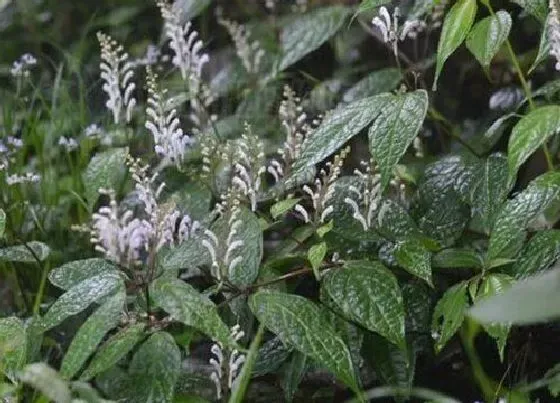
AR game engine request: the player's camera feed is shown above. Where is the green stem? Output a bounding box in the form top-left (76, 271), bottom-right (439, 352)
top-left (33, 262), bottom-right (49, 315)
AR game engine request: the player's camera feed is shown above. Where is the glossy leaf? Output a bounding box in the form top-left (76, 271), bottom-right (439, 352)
top-left (508, 106), bottom-right (560, 175)
top-left (249, 291), bottom-right (359, 392)
top-left (19, 363), bottom-right (72, 403)
top-left (278, 6), bottom-right (351, 71)
top-left (507, 230), bottom-right (560, 279)
top-left (41, 272), bottom-right (124, 331)
top-left (49, 258), bottom-right (118, 290)
top-left (150, 277), bottom-right (234, 348)
top-left (271, 198), bottom-right (301, 219)
top-left (81, 324), bottom-right (145, 381)
top-left (466, 11), bottom-right (512, 68)
top-left (322, 260), bottom-right (406, 350)
top-left (488, 171), bottom-right (560, 260)
top-left (432, 248), bottom-right (483, 269)
top-left (395, 239), bottom-right (433, 286)
top-left (0, 241), bottom-right (50, 263)
top-left (368, 90), bottom-right (429, 190)
top-left (60, 291), bottom-right (125, 379)
top-left (529, 15), bottom-right (551, 74)
top-left (82, 147), bottom-right (128, 208)
top-left (433, 0), bottom-right (477, 90)
top-left (0, 317), bottom-right (26, 383)
top-left (292, 93), bottom-right (391, 174)
top-left (432, 282), bottom-right (469, 353)
top-left (308, 242), bottom-right (327, 278)
top-left (342, 68), bottom-right (401, 103)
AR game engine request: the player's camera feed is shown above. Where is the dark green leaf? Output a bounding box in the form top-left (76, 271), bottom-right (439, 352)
top-left (83, 147), bottom-right (128, 208)
top-left (369, 90), bottom-right (428, 190)
top-left (157, 236), bottom-right (210, 273)
top-left (0, 317), bottom-right (26, 383)
top-left (507, 230), bottom-right (560, 279)
top-left (322, 260), bottom-right (406, 350)
top-left (432, 248), bottom-right (483, 269)
top-left (432, 282), bottom-right (469, 353)
top-left (466, 11), bottom-right (512, 68)
top-left (249, 291), bottom-right (359, 392)
top-left (342, 68), bottom-right (401, 103)
top-left (253, 337), bottom-right (293, 377)
top-left (395, 239), bottom-right (433, 286)
top-left (356, 0), bottom-right (391, 14)
top-left (165, 181), bottom-right (212, 221)
top-left (0, 241), bottom-right (50, 263)
top-left (512, 0), bottom-right (548, 22)
top-left (281, 352), bottom-right (308, 402)
top-left (49, 258), bottom-right (118, 290)
top-left (529, 15), bottom-right (551, 74)
top-left (19, 363), bottom-right (72, 403)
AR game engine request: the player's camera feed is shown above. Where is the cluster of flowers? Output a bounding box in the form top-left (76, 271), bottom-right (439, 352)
top-left (209, 324), bottom-right (246, 400)
top-left (10, 53), bottom-right (37, 78)
top-left (372, 6), bottom-right (426, 56)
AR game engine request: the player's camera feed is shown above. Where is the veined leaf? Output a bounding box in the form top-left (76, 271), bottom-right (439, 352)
top-left (342, 68), bottom-right (401, 103)
top-left (508, 106), bottom-right (560, 176)
top-left (83, 147), bottom-right (128, 208)
top-left (0, 241), bottom-right (50, 263)
top-left (81, 324), bottom-right (145, 381)
top-left (41, 272), bottom-right (124, 331)
top-left (19, 363), bottom-right (72, 403)
top-left (321, 260), bottom-right (406, 350)
top-left (150, 278), bottom-right (234, 348)
top-left (512, 0), bottom-right (548, 22)
top-left (0, 317), bottom-right (26, 383)
top-left (49, 258), bottom-right (118, 290)
top-left (433, 0), bottom-right (477, 90)
top-left (529, 15), bottom-right (551, 74)
top-left (249, 291), bottom-right (359, 392)
top-left (466, 11), bottom-right (512, 68)
top-left (60, 291), bottom-right (125, 379)
top-left (292, 93), bottom-right (392, 174)
top-left (488, 171), bottom-right (560, 260)
top-left (278, 6), bottom-right (351, 71)
top-left (368, 90), bottom-right (429, 190)
top-left (395, 239), bottom-right (433, 286)
top-left (507, 230), bottom-right (560, 279)
top-left (253, 337), bottom-right (293, 377)
top-left (432, 282), bottom-right (469, 353)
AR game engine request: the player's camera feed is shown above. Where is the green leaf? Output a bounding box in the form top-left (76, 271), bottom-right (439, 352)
top-left (292, 93), bottom-right (392, 174)
top-left (488, 171), bottom-right (560, 260)
top-left (321, 260), bottom-right (406, 350)
top-left (40, 272), bottom-right (124, 331)
top-left (466, 11), bottom-right (512, 68)
top-left (175, 0), bottom-right (211, 21)
top-left (469, 267), bottom-right (560, 324)
top-left (278, 6), bottom-right (351, 71)
top-left (271, 198), bottom-right (301, 219)
top-left (377, 199), bottom-right (420, 241)
top-left (249, 291), bottom-right (359, 392)
top-left (80, 324), bottom-right (145, 381)
top-left (316, 220), bottom-right (334, 238)
top-left (508, 106), bottom-right (560, 176)
top-left (308, 242), bottom-right (327, 279)
top-left (49, 258), bottom-right (118, 290)
top-left (475, 274), bottom-right (513, 360)
top-left (281, 352), bottom-right (308, 402)
top-left (432, 248), bottom-right (483, 269)
top-left (0, 317), bottom-right (26, 383)
top-left (165, 181), bottom-right (212, 221)
top-left (356, 0), bottom-right (391, 14)
top-left (507, 230), bottom-right (560, 279)
top-left (432, 0), bottom-right (477, 90)
top-left (342, 68), bottom-right (402, 103)
top-left (0, 241), bottom-right (50, 263)
top-left (82, 147), bottom-right (128, 208)
top-left (512, 0), bottom-right (548, 22)
top-left (529, 15), bottom-right (551, 74)
top-left (432, 282), bottom-right (469, 353)
top-left (157, 236), bottom-right (210, 273)
top-left (253, 337), bottom-right (293, 377)
top-left (403, 280), bottom-right (433, 334)
top-left (60, 291), bottom-right (125, 379)
top-left (368, 90), bottom-right (429, 190)
top-left (19, 363), bottom-right (72, 403)
top-left (395, 239), bottom-right (433, 286)
top-left (125, 332), bottom-right (181, 403)
top-left (0, 209), bottom-right (5, 238)
top-left (150, 278), bottom-right (235, 348)
top-left (470, 154), bottom-right (511, 234)
top-left (211, 207), bottom-right (263, 286)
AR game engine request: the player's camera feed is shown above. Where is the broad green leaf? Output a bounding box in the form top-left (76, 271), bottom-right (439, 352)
top-left (529, 15), bottom-right (551, 74)
top-left (60, 291), bottom-right (125, 379)
top-left (125, 332), bottom-right (181, 403)
top-left (281, 352), bottom-right (308, 402)
top-left (488, 171), bottom-right (560, 260)
top-left (432, 282), bottom-right (469, 353)
top-left (81, 324), bottom-right (145, 381)
top-left (278, 6), bottom-right (351, 71)
top-left (432, 0), bottom-right (477, 90)
top-left (403, 280), bottom-right (433, 334)
top-left (466, 11), bottom-right (512, 68)
top-left (157, 236), bottom-right (210, 272)
top-left (308, 242), bottom-right (327, 278)
top-left (357, 0), bottom-right (391, 14)
top-left (475, 274), bottom-right (513, 360)
top-left (0, 317), bottom-right (26, 383)
top-left (0, 241), bottom-right (50, 263)
top-left (150, 278), bottom-right (234, 348)
top-left (507, 230), bottom-right (560, 279)
top-left (421, 155), bottom-right (479, 203)
top-left (41, 272), bottom-right (124, 331)
top-left (165, 181), bottom-right (212, 221)
top-left (19, 363), bottom-right (72, 403)
top-left (253, 337), bottom-right (293, 377)
top-left (432, 248), bottom-right (483, 269)
top-left (377, 199), bottom-right (420, 241)
top-left (469, 266), bottom-right (560, 324)
top-left (470, 154), bottom-right (512, 234)
top-left (49, 258), bottom-right (118, 290)
top-left (321, 260), bottom-right (406, 350)
top-left (512, 0), bottom-right (548, 22)
top-left (0, 209), bottom-right (5, 238)
top-left (395, 239), bottom-right (433, 286)
top-left (211, 207), bottom-right (262, 286)
top-left (368, 90), bottom-right (429, 190)
top-left (271, 198), bottom-right (301, 219)
top-left (83, 147), bottom-right (128, 208)
top-left (249, 291), bottom-right (359, 392)
top-left (508, 106), bottom-right (560, 175)
top-left (292, 93), bottom-right (392, 174)
top-left (342, 68), bottom-right (402, 103)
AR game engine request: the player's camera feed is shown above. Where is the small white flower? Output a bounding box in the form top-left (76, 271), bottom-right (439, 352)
top-left (58, 136), bottom-right (79, 152)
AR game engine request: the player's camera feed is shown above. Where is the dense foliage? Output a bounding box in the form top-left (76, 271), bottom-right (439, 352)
top-left (2, 0), bottom-right (560, 401)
